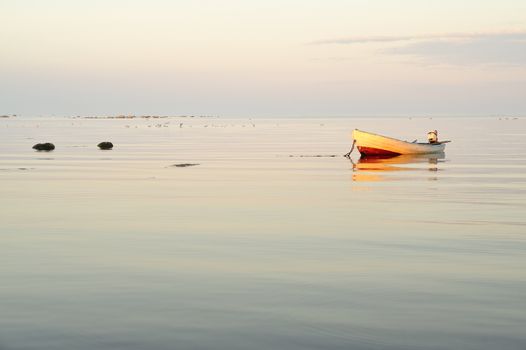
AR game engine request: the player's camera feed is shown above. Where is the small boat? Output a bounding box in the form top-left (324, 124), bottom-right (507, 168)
top-left (352, 129), bottom-right (449, 157)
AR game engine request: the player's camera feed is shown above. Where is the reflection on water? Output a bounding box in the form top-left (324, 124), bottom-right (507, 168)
top-left (351, 153), bottom-right (445, 182)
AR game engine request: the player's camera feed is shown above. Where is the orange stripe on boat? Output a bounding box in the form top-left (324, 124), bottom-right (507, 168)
top-left (357, 146), bottom-right (401, 157)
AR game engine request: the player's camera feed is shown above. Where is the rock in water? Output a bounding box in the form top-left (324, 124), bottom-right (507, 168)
top-left (98, 142), bottom-right (113, 150)
top-left (32, 143), bottom-right (55, 151)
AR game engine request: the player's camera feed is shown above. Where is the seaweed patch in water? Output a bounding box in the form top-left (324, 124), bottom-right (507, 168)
top-left (170, 163), bottom-right (200, 167)
top-left (0, 168), bottom-right (35, 171)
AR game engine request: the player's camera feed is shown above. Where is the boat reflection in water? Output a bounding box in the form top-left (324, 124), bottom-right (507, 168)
top-left (350, 152), bottom-right (445, 182)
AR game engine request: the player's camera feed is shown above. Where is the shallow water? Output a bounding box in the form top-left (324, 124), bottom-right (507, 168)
top-left (1, 116), bottom-right (525, 350)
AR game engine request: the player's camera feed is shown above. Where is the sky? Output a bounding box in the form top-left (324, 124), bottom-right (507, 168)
top-left (1, 0), bottom-right (526, 117)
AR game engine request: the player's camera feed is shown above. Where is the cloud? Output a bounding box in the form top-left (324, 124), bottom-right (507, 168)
top-left (311, 31), bottom-right (526, 66)
top-left (385, 33), bottom-right (526, 66)
top-left (310, 31), bottom-right (526, 45)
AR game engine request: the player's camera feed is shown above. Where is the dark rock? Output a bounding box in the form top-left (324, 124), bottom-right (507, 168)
top-left (98, 142), bottom-right (113, 150)
top-left (32, 143), bottom-right (55, 151)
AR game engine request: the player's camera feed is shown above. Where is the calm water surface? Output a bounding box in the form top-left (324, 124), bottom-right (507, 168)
top-left (1, 117), bottom-right (525, 350)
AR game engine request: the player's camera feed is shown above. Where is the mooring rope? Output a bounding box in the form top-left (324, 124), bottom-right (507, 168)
top-left (343, 139), bottom-right (356, 157)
